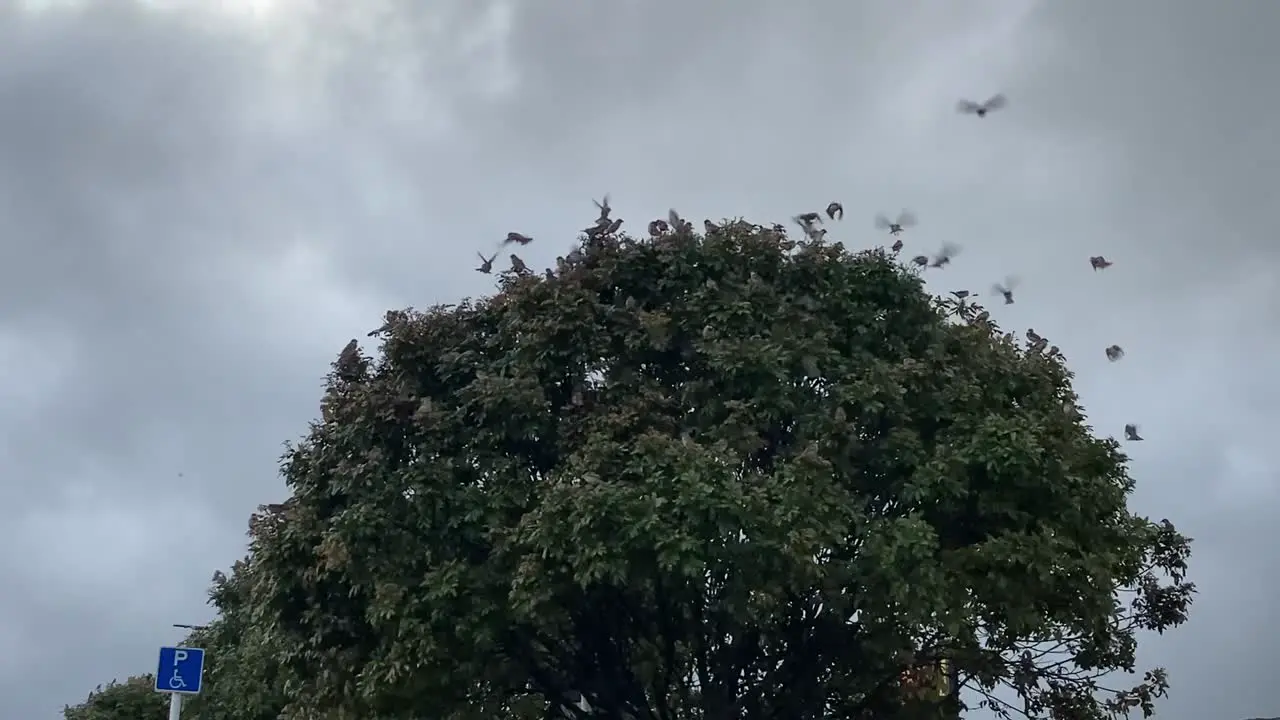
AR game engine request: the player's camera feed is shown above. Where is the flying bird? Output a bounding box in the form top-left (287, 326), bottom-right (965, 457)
top-left (504, 232), bottom-right (533, 246)
top-left (795, 212), bottom-right (823, 227)
top-left (1090, 255), bottom-right (1113, 271)
top-left (1124, 424), bottom-right (1144, 442)
top-left (929, 242), bottom-right (960, 268)
top-left (875, 211), bottom-right (916, 235)
top-left (911, 255), bottom-right (929, 267)
top-left (648, 219), bottom-right (669, 237)
top-left (593, 194), bottom-right (611, 222)
top-left (891, 238), bottom-right (904, 253)
top-left (957, 94), bottom-right (1007, 118)
top-left (476, 251), bottom-right (497, 274)
top-left (509, 254), bottom-right (529, 274)
top-left (1105, 344), bottom-right (1125, 362)
top-left (669, 208), bottom-right (691, 232)
top-left (826, 202), bottom-right (844, 220)
top-left (992, 276), bottom-right (1019, 304)
top-left (951, 290), bottom-right (972, 300)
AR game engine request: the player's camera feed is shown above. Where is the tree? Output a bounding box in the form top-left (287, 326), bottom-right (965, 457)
top-left (243, 220), bottom-right (1193, 719)
top-left (178, 562), bottom-right (289, 720)
top-left (64, 675), bottom-right (168, 720)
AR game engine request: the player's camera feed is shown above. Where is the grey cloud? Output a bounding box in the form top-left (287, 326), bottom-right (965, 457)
top-left (1, 1), bottom-right (1275, 718)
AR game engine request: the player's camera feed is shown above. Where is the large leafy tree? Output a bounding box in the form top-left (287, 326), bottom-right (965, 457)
top-left (245, 220), bottom-right (1192, 719)
top-left (64, 675), bottom-right (168, 720)
top-left (178, 561), bottom-right (289, 720)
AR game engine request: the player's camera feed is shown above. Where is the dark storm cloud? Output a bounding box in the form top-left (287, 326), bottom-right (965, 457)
top-left (0, 1), bottom-right (515, 715)
top-left (1, 0), bottom-right (1274, 718)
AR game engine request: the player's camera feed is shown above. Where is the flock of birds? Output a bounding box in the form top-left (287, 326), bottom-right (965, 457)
top-left (341, 93), bottom-right (1143, 445)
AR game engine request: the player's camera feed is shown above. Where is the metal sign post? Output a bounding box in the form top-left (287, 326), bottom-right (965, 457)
top-left (154, 646), bottom-right (206, 719)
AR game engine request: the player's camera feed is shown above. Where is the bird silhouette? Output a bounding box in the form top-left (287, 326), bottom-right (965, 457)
top-left (336, 339), bottom-right (363, 381)
top-left (583, 218), bottom-right (611, 237)
top-left (1105, 345), bottom-right (1125, 362)
top-left (826, 202), bottom-right (844, 220)
top-left (891, 238), bottom-right (904, 253)
top-left (957, 94), bottom-right (1007, 118)
top-left (928, 242), bottom-right (960, 268)
top-left (476, 251), bottom-right (497, 274)
top-left (795, 211), bottom-right (823, 226)
top-left (648, 219), bottom-right (669, 237)
top-left (951, 290), bottom-right (972, 300)
top-left (509, 254), bottom-right (529, 275)
top-left (593, 194), bottom-right (611, 223)
top-left (1026, 328), bottom-right (1044, 345)
top-left (911, 255), bottom-right (929, 267)
top-left (1090, 255), bottom-right (1113, 271)
top-left (607, 218), bottom-right (624, 234)
top-left (992, 276), bottom-right (1019, 304)
top-left (875, 211), bottom-right (916, 235)
top-left (704, 219), bottom-right (719, 234)
top-left (504, 232), bottom-right (533, 246)
top-left (1124, 424), bottom-right (1144, 441)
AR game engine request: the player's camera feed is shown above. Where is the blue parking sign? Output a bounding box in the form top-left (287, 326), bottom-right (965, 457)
top-left (155, 646), bottom-right (205, 695)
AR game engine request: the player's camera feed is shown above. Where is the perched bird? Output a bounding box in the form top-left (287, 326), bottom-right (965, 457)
top-left (891, 238), bottom-right (904, 253)
top-left (1090, 255), bottom-right (1113, 271)
top-left (992, 276), bottom-right (1019, 305)
top-left (1105, 344), bottom-right (1125, 362)
top-left (336, 339), bottom-right (362, 381)
top-left (368, 309), bottom-right (407, 337)
top-left (648, 219), bottom-right (669, 237)
top-left (704, 219), bottom-right (719, 234)
top-left (911, 255), bottom-right (929, 267)
top-left (593, 194), bottom-right (611, 223)
top-left (770, 223), bottom-right (787, 234)
top-left (583, 218), bottom-right (610, 236)
top-left (544, 268), bottom-right (554, 280)
top-left (607, 218), bottom-right (624, 233)
top-left (1124, 424), bottom-right (1144, 441)
top-left (875, 211), bottom-right (917, 235)
top-left (504, 232), bottom-right (533, 246)
top-left (476, 251), bottom-right (497, 274)
top-left (795, 211), bottom-right (823, 227)
top-left (509, 254), bottom-right (529, 274)
top-left (807, 227), bottom-right (828, 241)
top-left (957, 94), bottom-right (1008, 118)
top-left (826, 202), bottom-right (844, 220)
top-left (951, 290), bottom-right (972, 299)
top-left (929, 242), bottom-right (960, 268)
top-left (1026, 328), bottom-right (1044, 345)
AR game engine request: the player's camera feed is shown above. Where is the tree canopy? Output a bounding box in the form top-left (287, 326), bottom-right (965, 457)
top-left (64, 675), bottom-right (168, 720)
top-left (76, 220), bottom-right (1194, 719)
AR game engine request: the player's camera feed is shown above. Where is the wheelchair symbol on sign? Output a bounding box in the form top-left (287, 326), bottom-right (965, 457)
top-left (169, 668), bottom-right (187, 690)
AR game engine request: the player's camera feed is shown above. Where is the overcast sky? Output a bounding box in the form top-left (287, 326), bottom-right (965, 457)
top-left (1, 1), bottom-right (1276, 718)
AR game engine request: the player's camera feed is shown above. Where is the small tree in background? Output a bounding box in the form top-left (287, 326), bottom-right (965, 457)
top-left (63, 674), bottom-right (168, 720)
top-left (104, 220), bottom-right (1197, 719)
